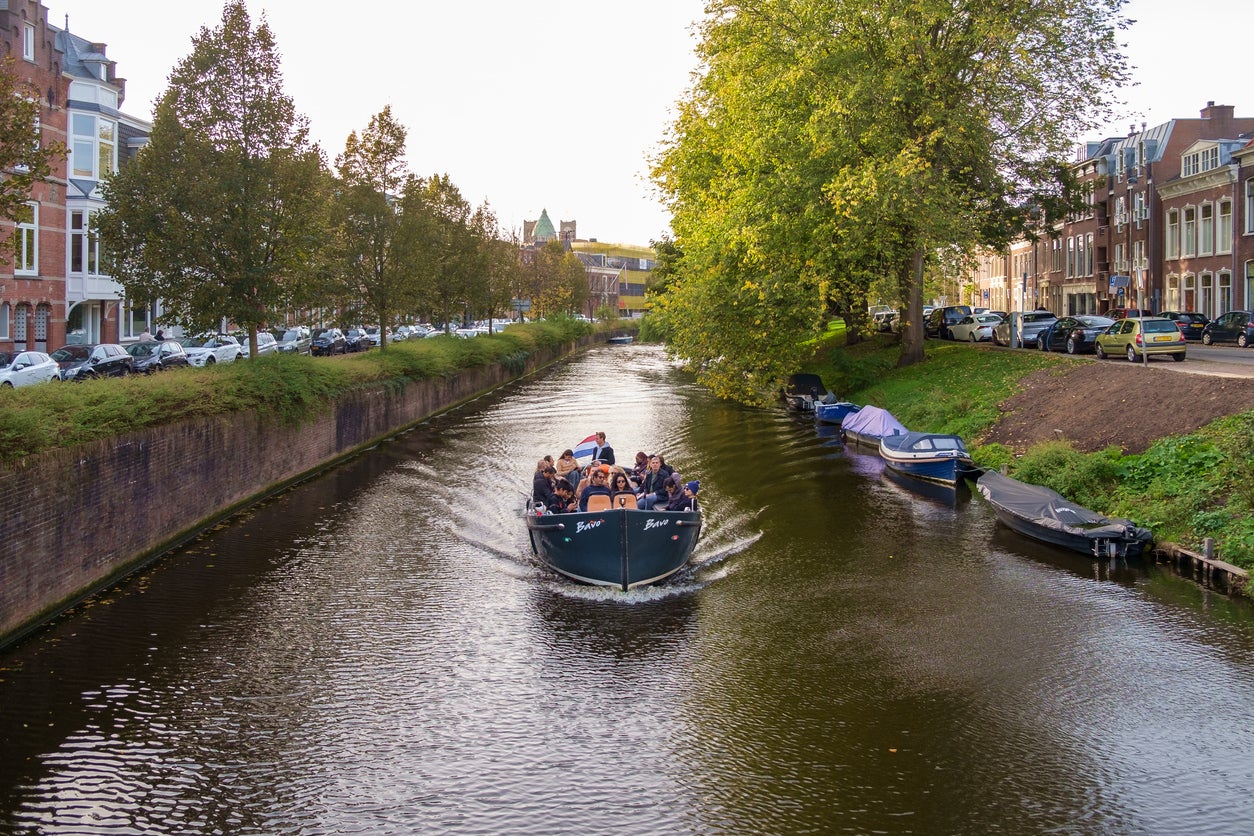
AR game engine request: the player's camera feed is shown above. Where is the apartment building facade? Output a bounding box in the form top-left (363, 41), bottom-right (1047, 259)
top-left (964, 103), bottom-right (1254, 318)
top-left (1, 0), bottom-right (150, 355)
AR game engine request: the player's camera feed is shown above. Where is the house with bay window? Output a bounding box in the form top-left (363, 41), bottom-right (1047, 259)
top-left (56, 21), bottom-right (152, 345)
top-left (1158, 137), bottom-right (1247, 316)
top-left (1, 1), bottom-right (150, 355)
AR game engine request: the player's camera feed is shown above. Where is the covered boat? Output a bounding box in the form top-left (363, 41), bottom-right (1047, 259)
top-left (815, 401), bottom-right (861, 426)
top-left (524, 500), bottom-right (702, 591)
top-left (976, 470), bottom-right (1153, 558)
top-left (841, 405), bottom-right (907, 447)
top-left (879, 431), bottom-right (975, 485)
top-left (783, 374), bottom-right (829, 412)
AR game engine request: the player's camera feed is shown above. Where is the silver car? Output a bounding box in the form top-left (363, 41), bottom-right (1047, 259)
top-left (992, 310), bottom-right (1057, 348)
top-left (0, 350), bottom-right (60, 387)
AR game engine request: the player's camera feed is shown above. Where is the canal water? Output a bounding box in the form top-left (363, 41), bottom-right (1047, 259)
top-left (3, 344), bottom-right (1254, 835)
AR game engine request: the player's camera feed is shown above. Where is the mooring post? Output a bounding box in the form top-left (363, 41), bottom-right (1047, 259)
top-left (1204, 538), bottom-right (1215, 560)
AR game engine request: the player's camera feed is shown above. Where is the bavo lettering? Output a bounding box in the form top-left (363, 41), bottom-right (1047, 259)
top-left (576, 519), bottom-right (604, 534)
top-left (644, 518), bottom-right (670, 531)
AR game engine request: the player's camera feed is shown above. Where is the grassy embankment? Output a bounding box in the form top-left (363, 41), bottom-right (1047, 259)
top-left (801, 322), bottom-right (1254, 572)
top-left (0, 317), bottom-right (633, 464)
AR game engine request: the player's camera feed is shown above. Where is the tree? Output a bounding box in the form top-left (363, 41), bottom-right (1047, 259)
top-left (652, 0), bottom-right (1130, 402)
top-left (0, 58), bottom-right (64, 247)
top-left (526, 240), bottom-right (587, 319)
top-left (97, 1), bottom-right (327, 355)
top-left (403, 174), bottom-right (479, 330)
top-left (332, 106), bottom-right (415, 349)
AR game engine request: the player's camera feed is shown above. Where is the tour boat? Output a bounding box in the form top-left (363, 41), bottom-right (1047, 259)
top-left (976, 470), bottom-right (1153, 558)
top-left (878, 431), bottom-right (976, 485)
top-left (524, 497), bottom-right (702, 591)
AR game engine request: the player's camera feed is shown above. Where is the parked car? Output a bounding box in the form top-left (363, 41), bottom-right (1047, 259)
top-left (311, 327), bottom-right (347, 356)
top-left (1037, 315), bottom-right (1114, 354)
top-left (344, 328), bottom-right (371, 352)
top-left (924, 305), bottom-right (973, 339)
top-left (180, 334), bottom-right (243, 366)
top-left (949, 313), bottom-right (1003, 343)
top-left (126, 340), bottom-right (190, 373)
top-left (1157, 311), bottom-right (1209, 341)
top-left (992, 310), bottom-right (1056, 347)
top-left (1201, 310), bottom-right (1254, 347)
top-left (1106, 307), bottom-right (1154, 320)
top-left (238, 332), bottom-right (278, 358)
top-left (1095, 317), bottom-right (1187, 362)
top-left (363, 326), bottom-right (389, 347)
top-left (52, 343), bottom-right (135, 380)
top-left (276, 326), bottom-right (312, 355)
top-left (0, 350), bottom-right (59, 387)
top-left (872, 310), bottom-right (898, 332)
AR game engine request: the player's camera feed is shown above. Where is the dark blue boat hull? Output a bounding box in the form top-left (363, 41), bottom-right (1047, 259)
top-left (525, 507), bottom-right (702, 590)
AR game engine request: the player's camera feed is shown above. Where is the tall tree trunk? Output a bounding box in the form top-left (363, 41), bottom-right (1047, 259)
top-left (897, 248), bottom-right (926, 367)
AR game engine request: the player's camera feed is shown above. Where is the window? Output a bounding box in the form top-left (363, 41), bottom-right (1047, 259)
top-left (1134, 192), bottom-right (1145, 228)
top-left (1219, 271), bottom-right (1233, 315)
top-left (1085, 233), bottom-right (1094, 276)
top-left (1066, 237), bottom-right (1075, 277)
top-left (1218, 200), bottom-right (1233, 254)
top-left (1247, 262), bottom-right (1254, 309)
top-left (14, 203), bottom-right (37, 275)
top-left (1247, 180), bottom-right (1254, 235)
top-left (1200, 204), bottom-right (1214, 256)
top-left (1182, 207), bottom-right (1197, 257)
top-left (1183, 274), bottom-right (1196, 310)
top-left (1114, 196), bottom-right (1126, 230)
top-left (1166, 209), bottom-right (1180, 259)
top-left (70, 210), bottom-right (103, 276)
top-left (23, 23), bottom-right (35, 61)
top-left (1166, 275), bottom-right (1180, 311)
top-left (1200, 273), bottom-right (1215, 318)
top-left (71, 113), bottom-right (117, 180)
top-left (1202, 147), bottom-right (1219, 172)
top-left (123, 300), bottom-right (150, 339)
top-left (1114, 242), bottom-right (1125, 273)
top-left (0, 302), bottom-right (9, 340)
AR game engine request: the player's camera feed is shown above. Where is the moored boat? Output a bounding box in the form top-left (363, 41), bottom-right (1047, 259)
top-left (815, 401), bottom-right (861, 426)
top-left (879, 431), bottom-right (975, 485)
top-left (841, 405), bottom-right (907, 447)
top-left (976, 470), bottom-right (1153, 558)
top-left (607, 335), bottom-right (634, 344)
top-left (783, 374), bottom-right (830, 412)
top-left (524, 502), bottom-right (702, 591)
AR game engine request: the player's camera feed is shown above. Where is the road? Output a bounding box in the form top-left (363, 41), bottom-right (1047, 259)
top-left (1173, 342), bottom-right (1254, 377)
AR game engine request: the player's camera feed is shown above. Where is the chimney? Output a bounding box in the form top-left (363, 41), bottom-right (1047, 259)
top-left (1201, 102), bottom-right (1235, 137)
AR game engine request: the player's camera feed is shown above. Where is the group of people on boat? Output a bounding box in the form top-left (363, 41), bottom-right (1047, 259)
top-left (532, 433), bottom-right (699, 515)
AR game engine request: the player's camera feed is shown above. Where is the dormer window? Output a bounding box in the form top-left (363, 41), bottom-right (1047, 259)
top-left (1183, 145), bottom-right (1222, 177)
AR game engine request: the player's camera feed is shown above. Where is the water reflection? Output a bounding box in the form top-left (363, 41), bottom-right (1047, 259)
top-left (4, 344), bottom-right (1254, 834)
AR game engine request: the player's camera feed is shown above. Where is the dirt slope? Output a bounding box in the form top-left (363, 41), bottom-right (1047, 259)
top-left (979, 359), bottom-right (1254, 454)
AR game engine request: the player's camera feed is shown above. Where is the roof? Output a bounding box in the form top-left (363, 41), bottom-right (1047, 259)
top-left (532, 209), bottom-right (556, 241)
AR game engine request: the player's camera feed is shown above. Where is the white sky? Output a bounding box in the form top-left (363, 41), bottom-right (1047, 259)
top-left (47, 0), bottom-right (1252, 246)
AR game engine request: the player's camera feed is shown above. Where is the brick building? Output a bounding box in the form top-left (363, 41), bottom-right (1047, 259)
top-left (1, 0), bottom-right (149, 355)
top-left (964, 103), bottom-right (1254, 318)
top-left (1, 0), bottom-right (68, 354)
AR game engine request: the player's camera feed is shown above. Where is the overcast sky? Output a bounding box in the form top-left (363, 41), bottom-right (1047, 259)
top-left (48, 0), bottom-right (1253, 246)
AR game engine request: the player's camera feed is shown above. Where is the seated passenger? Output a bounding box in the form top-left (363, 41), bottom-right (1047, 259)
top-left (549, 481), bottom-right (577, 514)
top-left (578, 465), bottom-right (613, 512)
top-left (532, 465), bottom-right (558, 507)
top-left (555, 449), bottom-right (579, 481)
top-left (609, 472), bottom-right (636, 508)
top-left (636, 455), bottom-right (671, 508)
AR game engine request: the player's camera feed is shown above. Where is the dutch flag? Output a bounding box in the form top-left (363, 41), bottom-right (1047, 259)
top-left (572, 434), bottom-right (599, 460)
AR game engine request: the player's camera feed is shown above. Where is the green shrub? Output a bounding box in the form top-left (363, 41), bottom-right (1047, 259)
top-left (1008, 441), bottom-right (1126, 510)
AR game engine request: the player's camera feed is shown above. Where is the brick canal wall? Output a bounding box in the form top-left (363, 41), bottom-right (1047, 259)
top-left (0, 339), bottom-right (584, 647)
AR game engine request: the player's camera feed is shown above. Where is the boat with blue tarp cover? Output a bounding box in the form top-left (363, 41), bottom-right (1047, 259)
top-left (841, 405), bottom-right (907, 447)
top-left (524, 501), bottom-right (702, 591)
top-left (976, 470), bottom-right (1153, 558)
top-left (879, 431), bottom-right (976, 485)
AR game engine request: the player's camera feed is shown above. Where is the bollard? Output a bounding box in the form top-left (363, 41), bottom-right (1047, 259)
top-left (1204, 537), bottom-right (1215, 560)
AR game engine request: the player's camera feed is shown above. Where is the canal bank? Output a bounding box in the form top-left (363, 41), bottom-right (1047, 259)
top-left (0, 335), bottom-right (604, 649)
